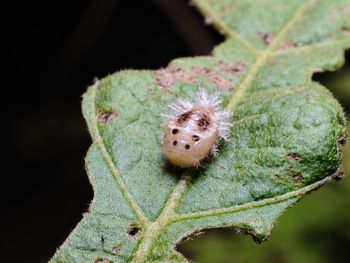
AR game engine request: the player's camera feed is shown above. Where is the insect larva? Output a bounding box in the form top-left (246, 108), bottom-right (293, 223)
top-left (163, 89), bottom-right (230, 168)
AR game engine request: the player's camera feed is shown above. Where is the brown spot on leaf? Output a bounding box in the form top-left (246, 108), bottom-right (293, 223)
top-left (279, 40), bottom-right (301, 50)
top-left (337, 135), bottom-right (346, 149)
top-left (127, 223), bottom-right (142, 240)
top-left (98, 111), bottom-right (118, 124)
top-left (192, 66), bottom-right (209, 75)
top-left (330, 5), bottom-right (350, 18)
top-left (287, 166), bottom-right (304, 185)
top-left (258, 32), bottom-right (274, 45)
top-left (268, 58), bottom-right (278, 65)
top-left (342, 26), bottom-right (350, 36)
top-left (273, 174), bottom-right (284, 182)
top-left (334, 166), bottom-right (345, 181)
top-left (287, 152), bottom-right (302, 162)
top-left (193, 66), bottom-right (235, 90)
top-left (111, 247), bottom-right (121, 255)
top-left (155, 65), bottom-right (197, 88)
top-left (218, 60), bottom-right (247, 76)
top-left (156, 64), bottom-right (235, 91)
top-left (207, 73), bottom-right (234, 90)
top-left (95, 258), bottom-right (111, 263)
top-left (219, 3), bottom-right (235, 16)
top-left (338, 136), bottom-right (346, 146)
top-left (292, 174), bottom-right (304, 185)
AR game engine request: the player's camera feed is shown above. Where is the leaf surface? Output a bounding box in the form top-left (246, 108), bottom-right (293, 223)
top-left (52, 0), bottom-right (350, 262)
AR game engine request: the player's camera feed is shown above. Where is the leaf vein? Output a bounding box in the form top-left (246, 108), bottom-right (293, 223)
top-left (173, 172), bottom-right (338, 222)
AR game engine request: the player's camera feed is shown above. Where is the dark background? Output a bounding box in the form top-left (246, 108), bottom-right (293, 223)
top-left (0, 1), bottom-right (349, 263)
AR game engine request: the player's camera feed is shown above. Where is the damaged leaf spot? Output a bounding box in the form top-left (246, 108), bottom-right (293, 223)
top-left (95, 258), bottom-right (111, 263)
top-left (193, 66), bottom-right (235, 90)
top-left (127, 223), bottom-right (142, 240)
top-left (287, 166), bottom-right (304, 185)
top-left (335, 166), bottom-right (345, 180)
top-left (156, 65), bottom-right (235, 91)
top-left (273, 174), bottom-right (285, 182)
top-left (279, 40), bottom-right (301, 50)
top-left (111, 247), bottom-right (121, 255)
top-left (98, 111), bottom-right (118, 124)
top-left (219, 3), bottom-right (235, 16)
top-left (155, 65), bottom-right (197, 87)
top-left (338, 136), bottom-right (346, 149)
top-left (218, 60), bottom-right (247, 76)
top-left (292, 174), bottom-right (304, 185)
top-left (258, 32), bottom-right (274, 45)
top-left (207, 73), bottom-right (234, 90)
top-left (341, 26), bottom-right (350, 36)
top-left (268, 58), bottom-right (278, 65)
top-left (287, 152), bottom-right (302, 162)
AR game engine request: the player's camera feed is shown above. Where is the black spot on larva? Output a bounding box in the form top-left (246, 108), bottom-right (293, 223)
top-left (185, 144), bottom-right (190, 149)
top-left (192, 135), bottom-right (200, 141)
top-left (177, 111), bottom-right (192, 124)
top-left (172, 128), bottom-right (179, 134)
top-left (173, 141), bottom-right (177, 146)
top-left (197, 113), bottom-right (211, 131)
top-left (127, 223), bottom-right (142, 240)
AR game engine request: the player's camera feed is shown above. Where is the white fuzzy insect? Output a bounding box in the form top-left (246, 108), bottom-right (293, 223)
top-left (163, 89), bottom-right (230, 168)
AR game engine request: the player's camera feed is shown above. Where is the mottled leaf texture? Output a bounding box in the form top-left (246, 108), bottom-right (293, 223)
top-left (52, 0), bottom-right (350, 262)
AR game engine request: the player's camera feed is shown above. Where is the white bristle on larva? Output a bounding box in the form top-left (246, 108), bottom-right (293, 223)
top-left (163, 89), bottom-right (231, 168)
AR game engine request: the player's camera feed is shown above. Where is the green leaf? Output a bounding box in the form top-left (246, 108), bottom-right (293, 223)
top-left (51, 0), bottom-right (350, 262)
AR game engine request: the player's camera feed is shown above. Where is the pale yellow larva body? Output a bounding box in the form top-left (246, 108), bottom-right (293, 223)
top-left (163, 90), bottom-right (230, 168)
